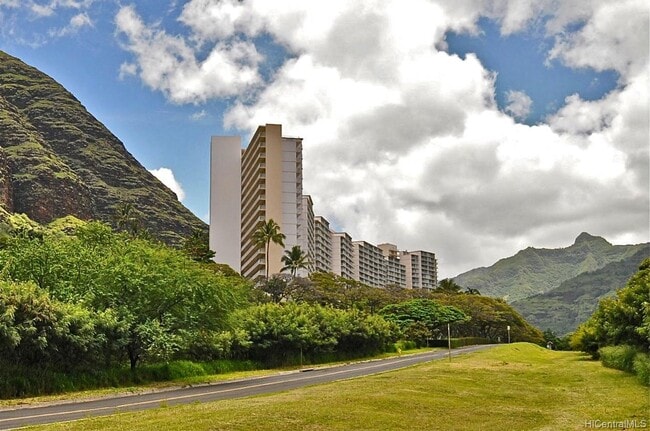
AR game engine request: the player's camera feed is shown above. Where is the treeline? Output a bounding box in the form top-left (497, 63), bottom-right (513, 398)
top-left (0, 215), bottom-right (543, 397)
top-left (571, 258), bottom-right (650, 386)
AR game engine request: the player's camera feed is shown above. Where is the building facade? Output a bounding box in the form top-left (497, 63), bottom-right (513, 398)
top-left (331, 231), bottom-right (355, 279)
top-left (402, 250), bottom-right (438, 289)
top-left (298, 195), bottom-right (315, 275)
top-left (211, 124), bottom-right (303, 279)
top-left (378, 243), bottom-right (406, 287)
top-left (352, 241), bottom-right (386, 288)
top-left (314, 216), bottom-right (333, 273)
top-left (209, 136), bottom-right (241, 272)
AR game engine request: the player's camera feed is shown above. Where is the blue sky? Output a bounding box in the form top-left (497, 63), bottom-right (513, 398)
top-left (0, 1), bottom-right (647, 277)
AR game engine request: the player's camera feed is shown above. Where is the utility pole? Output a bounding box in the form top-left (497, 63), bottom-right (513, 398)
top-left (447, 323), bottom-right (452, 362)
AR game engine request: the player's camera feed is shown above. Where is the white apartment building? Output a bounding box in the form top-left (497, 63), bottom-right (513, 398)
top-left (298, 195), bottom-right (315, 274)
top-left (314, 216), bottom-right (333, 273)
top-left (209, 136), bottom-right (241, 272)
top-left (331, 231), bottom-right (355, 279)
top-left (352, 241), bottom-right (386, 288)
top-left (210, 124), bottom-right (303, 279)
top-left (378, 243), bottom-right (407, 287)
top-left (402, 250), bottom-right (438, 289)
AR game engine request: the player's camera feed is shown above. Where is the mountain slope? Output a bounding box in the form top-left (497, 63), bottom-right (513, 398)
top-left (510, 246), bottom-right (650, 335)
top-left (0, 50), bottom-right (205, 243)
top-left (453, 233), bottom-right (648, 302)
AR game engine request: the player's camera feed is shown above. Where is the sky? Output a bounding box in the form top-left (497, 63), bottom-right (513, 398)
top-left (0, 0), bottom-right (648, 278)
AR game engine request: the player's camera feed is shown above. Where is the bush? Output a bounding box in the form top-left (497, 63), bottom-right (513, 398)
top-left (633, 353), bottom-right (650, 386)
top-left (599, 345), bottom-right (637, 373)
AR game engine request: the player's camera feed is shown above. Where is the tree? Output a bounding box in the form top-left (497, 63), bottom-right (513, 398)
top-left (113, 202), bottom-right (139, 235)
top-left (572, 258), bottom-right (650, 355)
top-left (380, 299), bottom-right (468, 345)
top-left (436, 278), bottom-right (463, 294)
top-left (0, 222), bottom-right (250, 370)
top-left (182, 229), bottom-right (215, 263)
top-left (281, 245), bottom-right (310, 277)
top-left (252, 219), bottom-right (285, 279)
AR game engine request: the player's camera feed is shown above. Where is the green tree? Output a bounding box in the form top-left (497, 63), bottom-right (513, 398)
top-left (182, 229), bottom-right (215, 263)
top-left (572, 258), bottom-right (650, 355)
top-left (0, 222), bottom-right (250, 370)
top-left (380, 299), bottom-right (468, 345)
top-left (252, 219), bottom-right (285, 279)
top-left (437, 278), bottom-right (463, 294)
top-left (281, 245), bottom-right (310, 277)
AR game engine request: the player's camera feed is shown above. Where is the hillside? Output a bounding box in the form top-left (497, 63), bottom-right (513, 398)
top-left (511, 246), bottom-right (650, 335)
top-left (0, 50), bottom-right (205, 243)
top-left (453, 232), bottom-right (648, 302)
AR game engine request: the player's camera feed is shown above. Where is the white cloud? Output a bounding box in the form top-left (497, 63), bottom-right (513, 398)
top-left (48, 11), bottom-right (92, 37)
top-left (118, 62), bottom-right (137, 80)
top-left (149, 167), bottom-right (186, 202)
top-left (504, 90), bottom-right (532, 120)
top-left (115, 4), bottom-right (263, 104)
top-left (190, 109), bottom-right (207, 121)
top-left (119, 0), bottom-right (649, 277)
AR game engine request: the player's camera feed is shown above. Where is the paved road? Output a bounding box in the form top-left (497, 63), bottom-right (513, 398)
top-left (0, 344), bottom-right (495, 430)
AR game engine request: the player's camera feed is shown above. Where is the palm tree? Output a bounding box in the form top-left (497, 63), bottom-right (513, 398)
top-left (281, 245), bottom-right (311, 277)
top-left (252, 218), bottom-right (286, 279)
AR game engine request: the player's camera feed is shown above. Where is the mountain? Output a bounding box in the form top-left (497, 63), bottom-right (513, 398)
top-left (0, 50), bottom-right (205, 243)
top-left (511, 246), bottom-right (650, 335)
top-left (453, 232), bottom-right (648, 302)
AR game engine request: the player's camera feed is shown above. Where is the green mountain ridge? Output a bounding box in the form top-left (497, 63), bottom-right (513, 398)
top-left (0, 50), bottom-right (205, 243)
top-left (511, 246), bottom-right (650, 335)
top-left (453, 232), bottom-right (647, 302)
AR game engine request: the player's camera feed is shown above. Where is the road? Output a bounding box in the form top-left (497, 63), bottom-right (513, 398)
top-left (0, 344), bottom-right (495, 430)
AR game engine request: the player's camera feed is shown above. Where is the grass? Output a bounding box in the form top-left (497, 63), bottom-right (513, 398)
top-left (20, 343), bottom-right (650, 430)
top-left (0, 348), bottom-right (435, 408)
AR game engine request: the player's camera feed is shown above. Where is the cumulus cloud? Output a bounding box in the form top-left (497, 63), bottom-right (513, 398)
top-left (119, 0), bottom-right (649, 277)
top-left (149, 167), bottom-right (186, 202)
top-left (114, 4), bottom-right (263, 104)
top-left (504, 90), bottom-right (532, 120)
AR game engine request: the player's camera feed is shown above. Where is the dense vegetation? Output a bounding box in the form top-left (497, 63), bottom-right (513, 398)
top-left (0, 213), bottom-right (545, 398)
top-left (0, 50), bottom-right (205, 243)
top-left (454, 232), bottom-right (648, 302)
top-left (571, 258), bottom-right (650, 385)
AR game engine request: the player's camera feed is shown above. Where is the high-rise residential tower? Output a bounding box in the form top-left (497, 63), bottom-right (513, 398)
top-left (209, 136), bottom-right (241, 272)
top-left (210, 124), bottom-right (303, 279)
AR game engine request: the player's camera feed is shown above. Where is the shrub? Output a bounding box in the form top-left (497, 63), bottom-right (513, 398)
top-left (633, 353), bottom-right (650, 386)
top-left (599, 345), bottom-right (637, 373)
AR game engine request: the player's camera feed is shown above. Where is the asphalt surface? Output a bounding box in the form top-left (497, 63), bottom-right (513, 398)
top-left (0, 344), bottom-right (496, 430)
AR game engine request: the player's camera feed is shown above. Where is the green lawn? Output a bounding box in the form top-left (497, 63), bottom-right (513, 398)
top-left (25, 343), bottom-right (650, 431)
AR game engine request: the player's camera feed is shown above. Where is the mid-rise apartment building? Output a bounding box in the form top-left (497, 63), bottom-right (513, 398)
top-left (352, 241), bottom-right (386, 288)
top-left (331, 232), bottom-right (354, 279)
top-left (402, 250), bottom-right (438, 289)
top-left (314, 216), bottom-right (333, 273)
top-left (378, 243), bottom-right (406, 287)
top-left (298, 195), bottom-right (315, 275)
